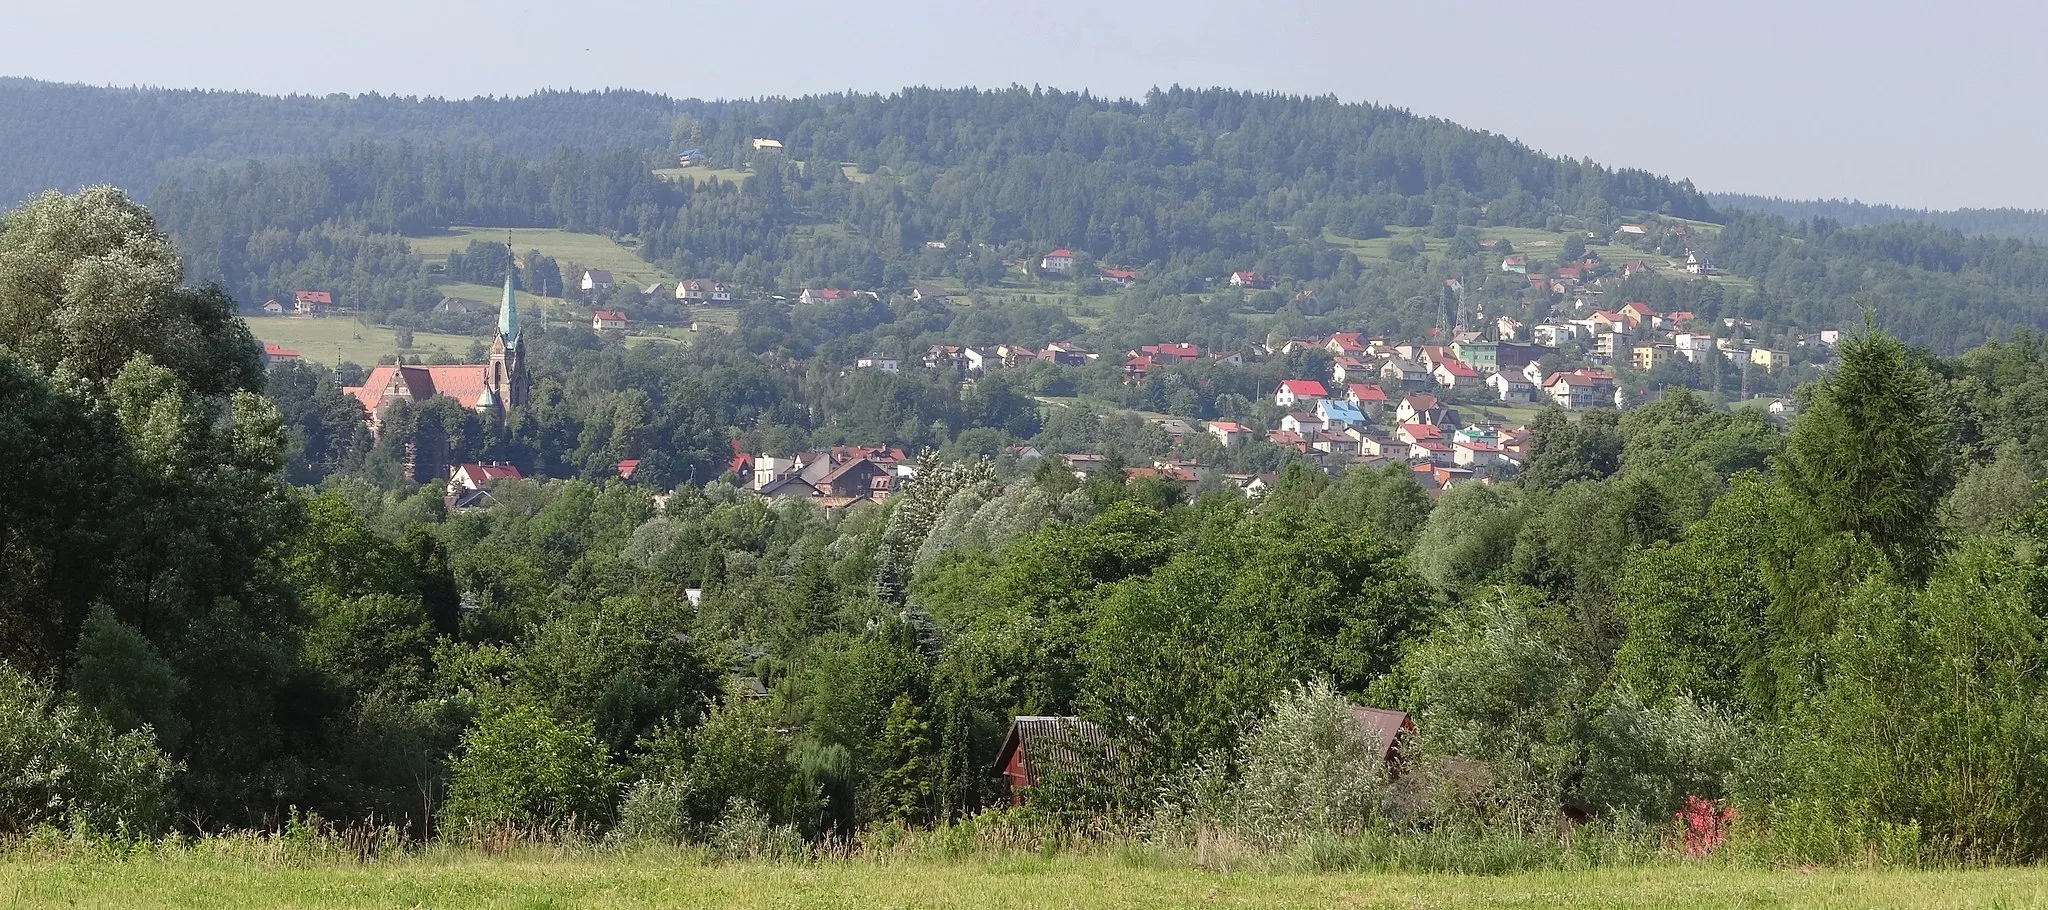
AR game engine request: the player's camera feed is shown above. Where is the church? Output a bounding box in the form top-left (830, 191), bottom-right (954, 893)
top-left (344, 270), bottom-right (529, 434)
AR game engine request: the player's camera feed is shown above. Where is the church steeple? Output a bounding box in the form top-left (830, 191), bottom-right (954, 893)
top-left (498, 267), bottom-right (519, 346)
top-left (483, 254), bottom-right (530, 412)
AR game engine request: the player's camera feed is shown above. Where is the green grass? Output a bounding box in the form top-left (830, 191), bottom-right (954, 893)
top-left (408, 227), bottom-right (673, 290)
top-left (246, 317), bottom-right (482, 367)
top-left (653, 166), bottom-right (752, 185)
top-left (1324, 226), bottom-right (1576, 267)
top-left (0, 852), bottom-right (2041, 909)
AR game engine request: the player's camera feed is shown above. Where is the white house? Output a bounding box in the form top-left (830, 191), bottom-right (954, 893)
top-left (591, 310), bottom-right (628, 331)
top-left (1207, 420), bottom-right (1250, 447)
top-left (1040, 249), bottom-right (1076, 272)
top-left (677, 279), bottom-right (734, 304)
top-left (1486, 372), bottom-right (1536, 404)
top-left (1274, 379), bottom-right (1330, 408)
top-left (855, 354), bottom-right (901, 373)
top-left (581, 269), bottom-right (615, 292)
top-left (1280, 412), bottom-right (1325, 436)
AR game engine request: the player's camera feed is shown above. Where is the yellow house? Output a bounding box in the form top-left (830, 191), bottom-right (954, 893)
top-left (1631, 344), bottom-right (1673, 372)
top-left (1749, 348), bottom-right (1787, 371)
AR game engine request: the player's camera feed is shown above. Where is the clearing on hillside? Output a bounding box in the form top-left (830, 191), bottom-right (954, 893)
top-left (407, 227), bottom-right (674, 290)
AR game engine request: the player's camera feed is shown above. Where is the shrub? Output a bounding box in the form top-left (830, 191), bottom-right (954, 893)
top-left (440, 704), bottom-right (619, 836)
top-left (0, 665), bottom-right (179, 836)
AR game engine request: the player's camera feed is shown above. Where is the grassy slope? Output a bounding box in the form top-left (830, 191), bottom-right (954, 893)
top-left (0, 854), bottom-right (2042, 909)
top-left (245, 317), bottom-right (481, 367)
top-left (408, 227), bottom-right (674, 290)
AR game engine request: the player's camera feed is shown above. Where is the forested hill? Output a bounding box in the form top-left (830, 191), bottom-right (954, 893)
top-left (1710, 192), bottom-right (2048, 244)
top-left (2, 78), bottom-right (1716, 219)
top-left (0, 78), bottom-right (686, 206)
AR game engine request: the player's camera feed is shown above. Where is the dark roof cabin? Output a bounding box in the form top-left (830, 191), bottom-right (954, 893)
top-left (1350, 706), bottom-right (1415, 770)
top-left (994, 716), bottom-right (1114, 805)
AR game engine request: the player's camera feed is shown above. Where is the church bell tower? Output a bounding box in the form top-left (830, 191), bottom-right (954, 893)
top-left (480, 259), bottom-right (529, 413)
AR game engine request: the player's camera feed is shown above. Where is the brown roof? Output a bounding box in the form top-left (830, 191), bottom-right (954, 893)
top-left (344, 364), bottom-right (490, 413)
top-left (1349, 707), bottom-right (1414, 764)
top-left (994, 716), bottom-right (1115, 788)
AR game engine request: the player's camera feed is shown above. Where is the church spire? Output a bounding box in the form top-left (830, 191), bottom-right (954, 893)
top-left (498, 264), bottom-right (519, 345)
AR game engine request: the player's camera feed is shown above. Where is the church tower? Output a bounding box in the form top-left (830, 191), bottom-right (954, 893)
top-left (480, 265), bottom-right (529, 413)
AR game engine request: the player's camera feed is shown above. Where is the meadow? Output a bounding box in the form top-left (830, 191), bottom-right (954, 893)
top-left (0, 850), bottom-right (2040, 910)
top-left (407, 227), bottom-right (675, 290)
top-left (246, 317), bottom-right (482, 367)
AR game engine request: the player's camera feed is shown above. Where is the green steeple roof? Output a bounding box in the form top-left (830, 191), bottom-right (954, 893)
top-left (499, 270), bottom-right (519, 344)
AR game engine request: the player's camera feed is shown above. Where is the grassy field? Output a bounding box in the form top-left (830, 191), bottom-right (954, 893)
top-left (408, 227), bottom-right (673, 290)
top-left (653, 166), bottom-right (753, 185)
top-left (246, 317), bottom-right (482, 367)
top-left (0, 852), bottom-right (2041, 909)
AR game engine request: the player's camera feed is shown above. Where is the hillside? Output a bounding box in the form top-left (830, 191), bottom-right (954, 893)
top-left (1711, 192), bottom-right (2048, 243)
top-left (12, 78), bottom-right (2048, 351)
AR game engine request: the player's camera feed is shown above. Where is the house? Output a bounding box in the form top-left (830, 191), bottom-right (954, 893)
top-left (1451, 340), bottom-right (1498, 373)
top-left (1207, 420), bottom-right (1250, 446)
top-left (817, 457), bottom-right (896, 501)
top-left (435, 296), bottom-right (483, 315)
top-left (855, 353), bottom-right (901, 373)
top-left (995, 344), bottom-right (1040, 368)
top-left (1098, 267), bottom-right (1140, 286)
top-left (1615, 224), bottom-right (1649, 238)
top-left (617, 459), bottom-right (641, 481)
top-left (1684, 251), bottom-right (1717, 275)
top-left (449, 461), bottom-right (522, 492)
top-left (909, 284), bottom-right (952, 303)
top-left (1275, 379), bottom-right (1330, 408)
top-left (260, 299), bottom-right (285, 315)
top-left (924, 345), bottom-right (968, 371)
top-left (1229, 270), bottom-right (1272, 290)
top-left (1531, 322), bottom-right (1579, 347)
top-left (1037, 342), bottom-right (1097, 366)
top-left (1522, 359), bottom-right (1551, 385)
top-left (1453, 441), bottom-right (1506, 469)
top-left (1749, 348), bottom-right (1788, 371)
top-left (1543, 370), bottom-right (1616, 409)
top-left (1208, 350), bottom-right (1245, 366)
top-left (259, 342), bottom-right (302, 366)
top-left (1495, 316), bottom-right (1523, 340)
top-left (1150, 418), bottom-right (1198, 444)
top-left (1281, 412), bottom-right (1326, 436)
top-left (1331, 356), bottom-right (1373, 385)
top-left (1312, 430), bottom-right (1359, 457)
top-left (751, 138), bottom-right (784, 152)
top-left (1501, 256), bottom-right (1528, 274)
top-left (1380, 358), bottom-right (1432, 390)
top-left (1316, 398), bottom-right (1367, 430)
top-left (1432, 358), bottom-right (1480, 390)
top-left (1061, 453), bottom-right (1110, 478)
top-left (642, 282), bottom-right (665, 297)
top-left (962, 347), bottom-right (990, 373)
top-left (995, 716), bottom-right (1114, 805)
top-left (1485, 372), bottom-right (1535, 404)
top-left (1397, 423), bottom-right (1444, 445)
top-left (1040, 249), bottom-right (1076, 273)
top-left (581, 269), bottom-right (615, 292)
top-left (1324, 332), bottom-right (1369, 357)
top-left (800, 288), bottom-right (858, 306)
top-left (1411, 439), bottom-right (1455, 466)
top-left (677, 279), bottom-right (735, 304)
top-left (1347, 383), bottom-right (1388, 409)
top-left (1620, 300), bottom-right (1662, 330)
top-left (1395, 393), bottom-right (1440, 425)
top-left (1137, 342), bottom-right (1201, 364)
top-left (293, 290), bottom-right (334, 316)
top-left (1631, 343), bottom-right (1676, 372)
top-left (591, 310), bottom-right (628, 332)
top-left (756, 473), bottom-right (824, 502)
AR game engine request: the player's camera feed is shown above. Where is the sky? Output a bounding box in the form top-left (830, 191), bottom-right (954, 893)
top-left (10, 0), bottom-right (2045, 210)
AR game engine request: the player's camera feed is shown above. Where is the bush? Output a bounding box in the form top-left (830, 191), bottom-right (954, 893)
top-left (0, 665), bottom-right (179, 836)
top-left (707, 798), bottom-right (805, 861)
top-left (1228, 680), bottom-right (1386, 847)
top-left (610, 777), bottom-right (695, 845)
top-left (440, 705), bottom-right (619, 836)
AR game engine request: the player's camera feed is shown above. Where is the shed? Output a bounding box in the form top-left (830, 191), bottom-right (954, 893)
top-left (994, 716), bottom-right (1115, 805)
top-left (1349, 706), bottom-right (1415, 769)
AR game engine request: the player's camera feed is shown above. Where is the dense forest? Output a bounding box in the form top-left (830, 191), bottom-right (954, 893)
top-left (1712, 192), bottom-right (2048, 244)
top-left (6, 187), bottom-right (2048, 866)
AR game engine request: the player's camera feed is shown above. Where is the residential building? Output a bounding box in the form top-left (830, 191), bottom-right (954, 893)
top-left (259, 342), bottom-right (301, 366)
top-left (1432, 358), bottom-right (1480, 390)
top-left (1040, 249), bottom-right (1076, 272)
top-left (591, 310), bottom-right (628, 331)
top-left (677, 279), bottom-right (734, 304)
top-left (1501, 256), bottom-right (1528, 274)
top-left (1451, 340), bottom-right (1498, 373)
top-left (1346, 383), bottom-right (1388, 410)
top-left (1316, 399), bottom-right (1367, 430)
top-left (800, 288), bottom-right (858, 305)
top-left (1750, 348), bottom-right (1788, 371)
top-left (1274, 379), bottom-right (1330, 408)
top-left (855, 354), bottom-right (900, 373)
top-left (1207, 420), bottom-right (1250, 447)
top-left (1380, 357), bottom-right (1431, 390)
top-left (1281, 412), bottom-right (1326, 436)
top-left (1485, 372), bottom-right (1535, 403)
top-left (292, 290), bottom-right (333, 315)
top-left (581, 269), bottom-right (614, 292)
top-left (1228, 270), bottom-right (1271, 289)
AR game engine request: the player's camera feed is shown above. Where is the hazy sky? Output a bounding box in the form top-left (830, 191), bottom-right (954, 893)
top-left (11, 1), bottom-right (2044, 209)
